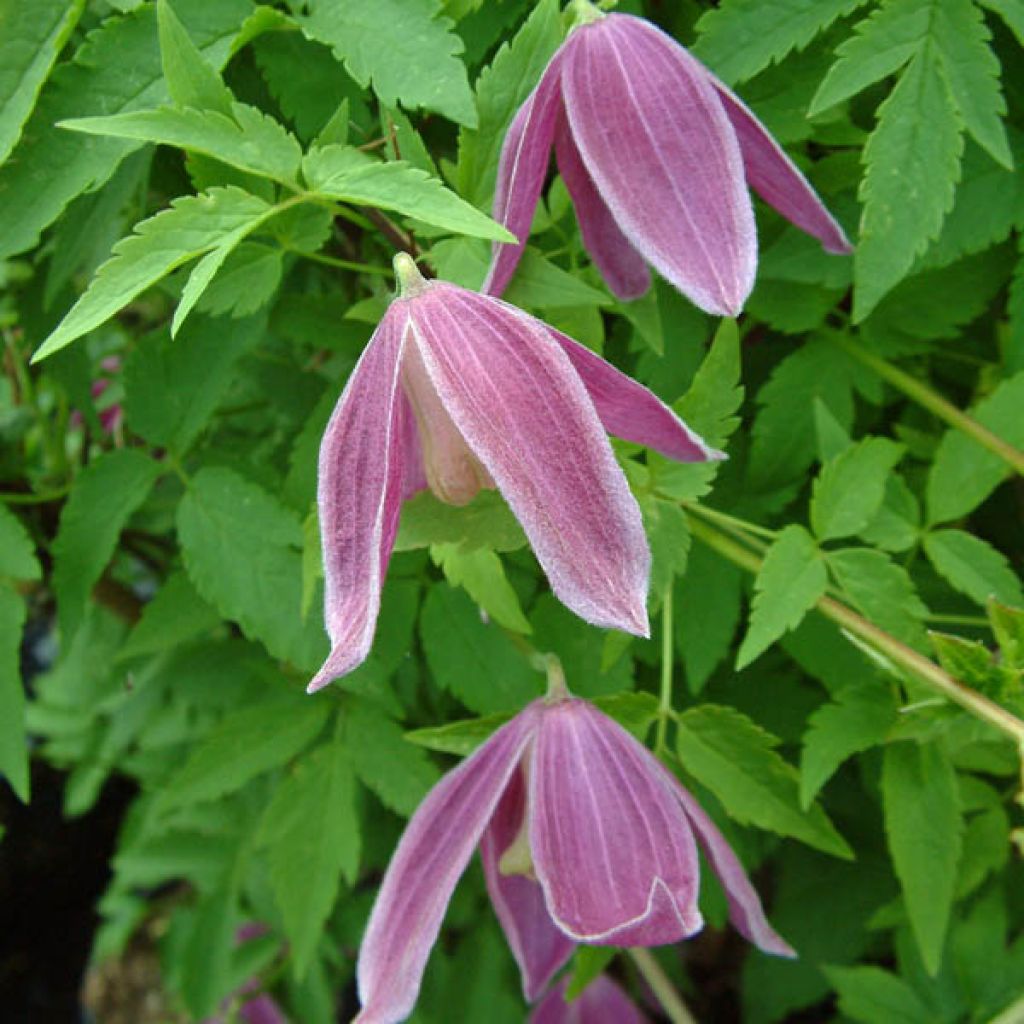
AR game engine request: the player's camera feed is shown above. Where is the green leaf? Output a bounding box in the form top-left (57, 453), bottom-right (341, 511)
top-left (62, 103), bottom-right (303, 186)
top-left (828, 547), bottom-right (929, 651)
top-left (0, 0), bottom-right (251, 261)
top-left (433, 545), bottom-right (532, 633)
top-left (345, 701), bottom-right (440, 816)
top-left (304, 145), bottom-right (512, 242)
top-left (644, 497), bottom-right (691, 598)
top-left (118, 571), bottom-right (221, 661)
top-left (419, 583), bottom-right (540, 713)
top-left (565, 947), bottom-right (617, 1002)
top-left (882, 742), bottom-right (963, 974)
top-left (854, 47), bottom-right (963, 321)
top-left (395, 490), bottom-right (526, 552)
top-left (810, 437), bottom-right (904, 541)
top-left (52, 450), bottom-right (161, 644)
top-left (157, 0), bottom-right (234, 115)
top-left (859, 474), bottom-right (921, 552)
top-left (0, 504), bottom-right (40, 581)
top-left (300, 0), bottom-right (476, 126)
top-left (456, 0), bottom-right (562, 205)
top-left (693, 0), bottom-right (869, 86)
top-left (924, 529), bottom-right (1024, 607)
top-left (405, 713), bottom-right (512, 756)
top-left (0, 0), bottom-right (86, 165)
top-left (979, 0), bottom-right (1024, 46)
top-left (162, 697), bottom-right (330, 807)
top-left (929, 632), bottom-right (1012, 698)
top-left (260, 738), bottom-right (359, 978)
top-left (0, 586), bottom-right (29, 801)
top-left (825, 966), bottom-right (932, 1024)
top-left (800, 681), bottom-right (897, 807)
top-left (123, 312), bottom-right (264, 453)
top-left (35, 187), bottom-right (277, 360)
top-left (676, 704), bottom-right (853, 858)
top-left (989, 599), bottom-right (1024, 671)
top-left (926, 372), bottom-right (1024, 523)
top-left (177, 467), bottom-right (326, 670)
top-left (196, 242), bottom-right (283, 318)
top-left (737, 525), bottom-right (828, 669)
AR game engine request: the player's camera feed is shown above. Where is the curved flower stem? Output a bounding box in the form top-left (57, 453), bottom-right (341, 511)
top-left (685, 511), bottom-right (1024, 748)
top-left (656, 583), bottom-right (674, 756)
top-left (286, 247), bottom-right (392, 276)
top-left (629, 949), bottom-right (697, 1024)
top-left (684, 502), bottom-right (777, 543)
top-left (836, 336), bottom-right (1024, 476)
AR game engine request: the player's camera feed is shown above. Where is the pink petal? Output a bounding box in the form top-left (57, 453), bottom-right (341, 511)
top-left (482, 53), bottom-right (565, 298)
top-left (481, 768), bottom-right (575, 1001)
top-left (355, 708), bottom-right (539, 1024)
top-left (308, 308), bottom-right (409, 692)
top-left (553, 118), bottom-right (650, 301)
top-left (408, 285), bottom-right (651, 636)
top-left (240, 996), bottom-right (289, 1024)
top-left (529, 699), bottom-right (703, 945)
top-left (530, 976), bottom-right (649, 1024)
top-left (548, 328), bottom-right (723, 463)
top-left (561, 15), bottom-right (756, 316)
top-left (709, 81), bottom-right (852, 255)
top-left (670, 778), bottom-right (796, 958)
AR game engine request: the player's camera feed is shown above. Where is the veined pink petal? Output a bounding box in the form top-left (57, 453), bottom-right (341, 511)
top-left (709, 81), bottom-right (852, 255)
top-left (530, 699), bottom-right (703, 945)
top-left (548, 328), bottom-right (723, 463)
top-left (408, 286), bottom-right (651, 636)
top-left (308, 309), bottom-right (409, 693)
top-left (562, 15), bottom-right (756, 316)
top-left (553, 118), bottom-right (650, 301)
top-left (530, 976), bottom-right (649, 1024)
top-left (481, 768), bottom-right (575, 1001)
top-left (483, 53), bottom-right (565, 298)
top-left (670, 778), bottom-right (796, 958)
top-left (239, 996), bottom-right (289, 1024)
top-left (355, 709), bottom-right (539, 1024)
top-left (399, 391), bottom-right (428, 499)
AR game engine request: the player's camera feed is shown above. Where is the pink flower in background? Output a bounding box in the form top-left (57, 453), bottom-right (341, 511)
top-left (309, 254), bottom-right (719, 691)
top-left (530, 976), bottom-right (648, 1024)
top-left (483, 9), bottom-right (851, 315)
top-left (70, 355), bottom-right (123, 435)
top-left (353, 691), bottom-right (792, 1023)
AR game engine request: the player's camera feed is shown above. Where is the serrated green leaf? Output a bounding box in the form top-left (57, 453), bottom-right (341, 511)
top-left (0, 0), bottom-right (251, 261)
top-left (693, 0), bottom-right (869, 86)
top-left (300, 0), bottom-right (476, 126)
top-left (260, 738), bottom-right (359, 978)
top-left (457, 0), bottom-right (562, 205)
top-left (811, 437), bottom-right (904, 541)
top-left (859, 474), bottom-right (920, 552)
top-left (163, 697), bottom-right (330, 806)
top-left (644, 497), bottom-right (691, 598)
top-left (929, 632), bottom-right (1011, 697)
top-left (854, 47), bottom-right (963, 321)
top-left (157, 0), bottom-right (234, 115)
top-left (800, 681), bottom-right (897, 806)
top-left (345, 701), bottom-right (440, 816)
top-left (924, 529), bottom-right (1023, 607)
top-left (676, 704), bottom-right (853, 858)
top-left (565, 947), bottom-right (617, 1002)
top-left (738, 525), bottom-right (828, 669)
top-left (433, 545), bottom-right (531, 634)
top-left (395, 490), bottom-right (526, 552)
top-left (177, 466), bottom-right (327, 670)
top-left (0, 0), bottom-right (86, 165)
top-left (988, 599), bottom-right (1024, 671)
top-left (825, 965), bottom-right (932, 1024)
top-left (304, 145), bottom-right (512, 242)
top-left (979, 0), bottom-right (1024, 46)
top-left (882, 742), bottom-right (963, 974)
top-left (405, 713), bottom-right (512, 756)
top-left (196, 242), bottom-right (283, 318)
top-left (0, 586), bottom-right (29, 802)
top-left (420, 583), bottom-right (540, 713)
top-left (118, 571), bottom-right (220, 661)
top-left (52, 449), bottom-right (161, 644)
top-left (35, 187), bottom-right (276, 360)
top-left (926, 372), bottom-right (1024, 523)
top-left (0, 504), bottom-right (40, 581)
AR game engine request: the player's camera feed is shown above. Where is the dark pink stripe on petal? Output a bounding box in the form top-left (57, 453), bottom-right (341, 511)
top-left (562, 15), bottom-right (756, 316)
top-left (548, 327), bottom-right (724, 463)
top-left (410, 286), bottom-right (651, 636)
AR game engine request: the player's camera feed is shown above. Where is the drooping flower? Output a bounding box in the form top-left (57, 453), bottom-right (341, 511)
top-left (354, 686), bottom-right (793, 1023)
top-left (483, 6), bottom-right (852, 316)
top-left (529, 976), bottom-right (648, 1024)
top-left (309, 254), bottom-right (719, 691)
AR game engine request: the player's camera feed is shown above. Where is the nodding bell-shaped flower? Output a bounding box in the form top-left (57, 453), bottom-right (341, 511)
top-left (483, 4), bottom-right (852, 316)
top-left (354, 678), bottom-right (793, 1024)
top-left (309, 254), bottom-right (720, 691)
top-left (529, 975), bottom-right (648, 1024)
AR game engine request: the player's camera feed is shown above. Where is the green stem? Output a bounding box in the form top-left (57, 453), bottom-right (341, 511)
top-left (837, 336), bottom-right (1024, 476)
top-left (629, 949), bottom-right (697, 1024)
top-left (656, 583), bottom-right (674, 755)
top-left (286, 247), bottom-right (392, 276)
top-left (686, 512), bottom-right (1024, 746)
top-left (0, 488), bottom-right (70, 504)
top-left (926, 613), bottom-right (991, 628)
top-left (683, 502), bottom-right (777, 543)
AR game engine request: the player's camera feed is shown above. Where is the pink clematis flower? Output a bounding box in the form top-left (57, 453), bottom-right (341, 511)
top-left (483, 6), bottom-right (852, 316)
top-left (354, 686), bottom-right (793, 1023)
top-left (308, 254), bottom-right (719, 691)
top-left (530, 976), bottom-right (648, 1024)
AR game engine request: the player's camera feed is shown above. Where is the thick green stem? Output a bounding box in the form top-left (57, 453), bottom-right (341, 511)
top-left (686, 509), bottom-right (1024, 747)
top-left (629, 949), bottom-right (697, 1024)
top-left (656, 584), bottom-right (674, 755)
top-left (837, 336), bottom-right (1024, 476)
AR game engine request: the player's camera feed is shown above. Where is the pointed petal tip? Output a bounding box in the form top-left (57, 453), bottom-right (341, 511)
top-left (306, 645), bottom-right (367, 694)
